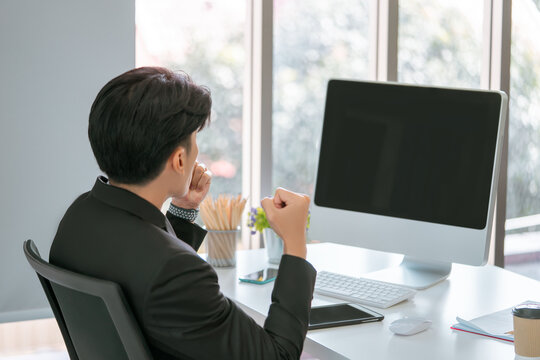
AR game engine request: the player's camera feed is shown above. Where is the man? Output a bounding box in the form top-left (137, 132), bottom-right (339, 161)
top-left (50, 67), bottom-right (316, 359)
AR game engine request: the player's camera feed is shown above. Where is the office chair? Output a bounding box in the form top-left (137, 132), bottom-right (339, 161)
top-left (23, 239), bottom-right (153, 360)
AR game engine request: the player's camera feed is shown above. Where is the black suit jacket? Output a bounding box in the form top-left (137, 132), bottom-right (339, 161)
top-left (50, 177), bottom-right (317, 359)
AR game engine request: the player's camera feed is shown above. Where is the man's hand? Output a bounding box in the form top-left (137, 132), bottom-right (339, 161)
top-left (261, 188), bottom-right (310, 259)
top-left (172, 161), bottom-right (212, 209)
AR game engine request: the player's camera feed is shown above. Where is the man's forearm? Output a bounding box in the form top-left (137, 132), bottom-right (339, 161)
top-left (166, 212), bottom-right (207, 251)
top-left (264, 254), bottom-right (317, 357)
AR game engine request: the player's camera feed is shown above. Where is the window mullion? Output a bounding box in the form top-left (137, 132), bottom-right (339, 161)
top-left (242, 0), bottom-right (254, 248)
top-left (243, 0), bottom-right (273, 248)
top-left (492, 0), bottom-right (512, 268)
top-left (482, 0), bottom-right (511, 267)
top-left (375, 0), bottom-right (398, 81)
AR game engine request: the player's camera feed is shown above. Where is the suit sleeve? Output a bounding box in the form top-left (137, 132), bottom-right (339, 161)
top-left (166, 212), bottom-right (207, 251)
top-left (143, 252), bottom-right (316, 360)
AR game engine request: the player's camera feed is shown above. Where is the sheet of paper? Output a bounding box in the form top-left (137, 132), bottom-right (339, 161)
top-left (463, 300), bottom-right (539, 337)
top-left (467, 306), bottom-right (514, 336)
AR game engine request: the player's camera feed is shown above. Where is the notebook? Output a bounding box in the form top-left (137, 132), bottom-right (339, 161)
top-left (451, 300), bottom-right (540, 342)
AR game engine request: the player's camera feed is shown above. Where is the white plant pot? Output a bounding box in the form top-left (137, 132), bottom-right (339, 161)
top-left (262, 228), bottom-right (283, 264)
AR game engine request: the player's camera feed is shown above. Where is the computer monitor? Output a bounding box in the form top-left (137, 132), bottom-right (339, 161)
top-left (310, 80), bottom-right (508, 289)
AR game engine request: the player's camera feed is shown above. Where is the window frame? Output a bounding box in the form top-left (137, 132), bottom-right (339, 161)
top-left (245, 0), bottom-right (513, 261)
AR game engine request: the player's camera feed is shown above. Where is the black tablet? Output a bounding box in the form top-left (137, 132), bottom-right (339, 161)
top-left (308, 303), bottom-right (384, 330)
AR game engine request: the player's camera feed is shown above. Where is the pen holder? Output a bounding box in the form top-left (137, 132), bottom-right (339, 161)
top-left (263, 228), bottom-right (283, 265)
top-left (206, 229), bottom-right (239, 268)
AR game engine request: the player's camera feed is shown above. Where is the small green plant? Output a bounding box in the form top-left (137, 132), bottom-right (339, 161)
top-left (247, 207), bottom-right (310, 235)
top-left (247, 207), bottom-right (270, 234)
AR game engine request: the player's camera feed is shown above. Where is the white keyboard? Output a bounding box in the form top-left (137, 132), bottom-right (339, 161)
top-left (314, 271), bottom-right (416, 309)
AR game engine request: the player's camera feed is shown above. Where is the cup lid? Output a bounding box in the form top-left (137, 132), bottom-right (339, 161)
top-left (513, 303), bottom-right (540, 319)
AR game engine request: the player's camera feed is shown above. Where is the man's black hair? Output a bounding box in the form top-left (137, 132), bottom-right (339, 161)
top-left (88, 67), bottom-right (211, 185)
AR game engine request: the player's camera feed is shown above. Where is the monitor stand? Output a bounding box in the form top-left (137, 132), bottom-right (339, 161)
top-left (363, 256), bottom-right (452, 290)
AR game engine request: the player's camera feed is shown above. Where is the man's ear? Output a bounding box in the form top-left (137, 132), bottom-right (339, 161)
top-left (171, 146), bottom-right (187, 175)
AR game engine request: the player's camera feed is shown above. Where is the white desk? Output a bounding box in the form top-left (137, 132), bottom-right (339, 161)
top-left (213, 242), bottom-right (540, 360)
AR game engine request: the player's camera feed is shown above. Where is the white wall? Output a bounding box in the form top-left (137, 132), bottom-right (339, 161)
top-left (0, 0), bottom-right (135, 322)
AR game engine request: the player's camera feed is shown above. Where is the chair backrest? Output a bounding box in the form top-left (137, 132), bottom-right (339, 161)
top-left (23, 240), bottom-right (153, 360)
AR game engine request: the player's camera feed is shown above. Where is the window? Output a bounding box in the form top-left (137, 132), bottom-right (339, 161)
top-left (398, 0), bottom-right (483, 88)
top-left (136, 0), bottom-right (245, 196)
top-left (272, 0), bottom-right (370, 195)
top-left (504, 0), bottom-right (540, 280)
top-left (135, 1), bottom-right (540, 272)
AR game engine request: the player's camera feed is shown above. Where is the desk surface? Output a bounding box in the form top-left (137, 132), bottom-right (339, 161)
top-left (213, 242), bottom-right (540, 360)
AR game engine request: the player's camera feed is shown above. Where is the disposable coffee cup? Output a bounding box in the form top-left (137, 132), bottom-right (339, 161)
top-left (513, 303), bottom-right (540, 360)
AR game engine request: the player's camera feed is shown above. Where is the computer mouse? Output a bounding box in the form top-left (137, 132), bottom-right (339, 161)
top-left (389, 317), bottom-right (432, 336)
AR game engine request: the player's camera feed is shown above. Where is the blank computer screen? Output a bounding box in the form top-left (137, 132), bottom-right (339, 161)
top-left (314, 80), bottom-right (502, 229)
